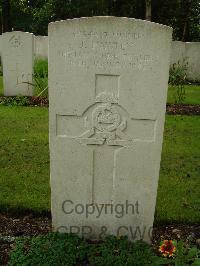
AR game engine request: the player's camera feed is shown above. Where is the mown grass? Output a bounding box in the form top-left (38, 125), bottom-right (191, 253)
top-left (167, 85), bottom-right (200, 105)
top-left (0, 106), bottom-right (50, 213)
top-left (156, 115), bottom-right (200, 224)
top-left (0, 106), bottom-right (199, 224)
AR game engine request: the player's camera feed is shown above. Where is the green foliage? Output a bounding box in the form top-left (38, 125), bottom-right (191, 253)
top-left (167, 85), bottom-right (200, 105)
top-left (33, 59), bottom-right (48, 97)
top-left (0, 96), bottom-right (30, 106)
top-left (171, 240), bottom-right (200, 266)
top-left (4, 0), bottom-right (200, 40)
top-left (9, 233), bottom-right (88, 266)
top-left (88, 236), bottom-right (168, 266)
top-left (9, 234), bottom-right (200, 266)
top-left (34, 59), bottom-right (48, 78)
top-left (0, 106), bottom-right (50, 213)
top-left (169, 61), bottom-right (188, 104)
top-left (8, 234), bottom-right (169, 266)
top-left (169, 61), bottom-right (188, 86)
top-left (21, 59), bottom-right (48, 97)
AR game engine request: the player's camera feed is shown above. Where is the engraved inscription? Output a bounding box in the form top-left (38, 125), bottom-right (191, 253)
top-left (56, 30), bottom-right (157, 70)
top-left (58, 49), bottom-right (154, 70)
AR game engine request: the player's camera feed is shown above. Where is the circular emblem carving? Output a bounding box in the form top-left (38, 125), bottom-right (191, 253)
top-left (92, 104), bottom-right (121, 132)
top-left (9, 36), bottom-right (21, 48)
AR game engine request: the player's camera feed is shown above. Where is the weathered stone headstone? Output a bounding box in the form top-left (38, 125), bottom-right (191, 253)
top-left (185, 42), bottom-right (200, 82)
top-left (34, 35), bottom-right (48, 59)
top-left (2, 31), bottom-right (34, 96)
top-left (49, 17), bottom-right (172, 242)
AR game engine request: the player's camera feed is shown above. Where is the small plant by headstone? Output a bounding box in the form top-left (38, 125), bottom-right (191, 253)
top-left (23, 59), bottom-right (48, 97)
top-left (33, 59), bottom-right (48, 97)
top-left (169, 60), bottom-right (188, 104)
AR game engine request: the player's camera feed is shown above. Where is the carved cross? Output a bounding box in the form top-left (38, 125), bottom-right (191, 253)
top-left (56, 75), bottom-right (156, 203)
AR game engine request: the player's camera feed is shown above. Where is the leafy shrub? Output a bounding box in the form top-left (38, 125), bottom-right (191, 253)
top-left (33, 59), bottom-right (48, 97)
top-left (9, 233), bottom-right (88, 266)
top-left (9, 233), bottom-right (200, 266)
top-left (9, 234), bottom-right (169, 266)
top-left (0, 96), bottom-right (30, 106)
top-left (88, 237), bottom-right (169, 266)
top-left (172, 240), bottom-right (200, 266)
top-left (169, 60), bottom-right (188, 104)
top-left (34, 58), bottom-right (48, 79)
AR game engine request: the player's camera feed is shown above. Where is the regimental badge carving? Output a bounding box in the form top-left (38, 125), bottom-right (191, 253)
top-left (9, 35), bottom-right (22, 48)
top-left (76, 93), bottom-right (132, 147)
top-left (92, 103), bottom-right (121, 132)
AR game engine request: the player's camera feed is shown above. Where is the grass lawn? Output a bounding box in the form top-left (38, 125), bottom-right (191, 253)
top-left (0, 106), bottom-right (49, 213)
top-left (0, 106), bottom-right (199, 224)
top-left (167, 85), bottom-right (200, 105)
top-left (156, 115), bottom-right (200, 224)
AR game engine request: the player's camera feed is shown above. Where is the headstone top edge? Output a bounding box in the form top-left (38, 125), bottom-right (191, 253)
top-left (185, 41), bottom-right (200, 45)
top-left (48, 16), bottom-right (172, 32)
top-left (34, 35), bottom-right (48, 38)
top-left (2, 31), bottom-right (34, 36)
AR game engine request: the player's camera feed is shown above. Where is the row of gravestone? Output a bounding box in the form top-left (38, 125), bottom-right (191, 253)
top-left (1, 30), bottom-right (200, 97)
top-left (4, 17), bottom-right (173, 242)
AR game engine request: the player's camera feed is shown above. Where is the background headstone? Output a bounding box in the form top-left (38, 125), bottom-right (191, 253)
top-left (170, 41), bottom-right (186, 66)
top-left (49, 17), bottom-right (172, 242)
top-left (185, 42), bottom-right (200, 82)
top-left (34, 35), bottom-right (48, 59)
top-left (2, 31), bottom-right (34, 96)
top-left (170, 41), bottom-right (200, 82)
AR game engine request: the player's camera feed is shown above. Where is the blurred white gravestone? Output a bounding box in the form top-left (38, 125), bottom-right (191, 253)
top-left (49, 17), bottom-right (172, 242)
top-left (2, 31), bottom-right (34, 96)
top-left (34, 35), bottom-right (48, 59)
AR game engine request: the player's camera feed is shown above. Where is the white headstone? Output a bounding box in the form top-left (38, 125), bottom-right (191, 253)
top-left (170, 41), bottom-right (185, 65)
top-left (185, 42), bottom-right (200, 82)
top-left (34, 35), bottom-right (48, 59)
top-left (49, 17), bottom-right (172, 242)
top-left (2, 31), bottom-right (34, 96)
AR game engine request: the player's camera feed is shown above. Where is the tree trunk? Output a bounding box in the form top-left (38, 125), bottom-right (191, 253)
top-left (2, 0), bottom-right (12, 33)
top-left (145, 0), bottom-right (151, 21)
top-left (181, 0), bottom-right (192, 42)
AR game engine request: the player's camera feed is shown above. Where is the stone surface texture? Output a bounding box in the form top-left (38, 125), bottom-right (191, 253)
top-left (170, 41), bottom-right (185, 65)
top-left (2, 31), bottom-right (34, 96)
top-left (34, 35), bottom-right (48, 59)
top-left (49, 17), bottom-right (172, 242)
top-left (185, 42), bottom-right (200, 82)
